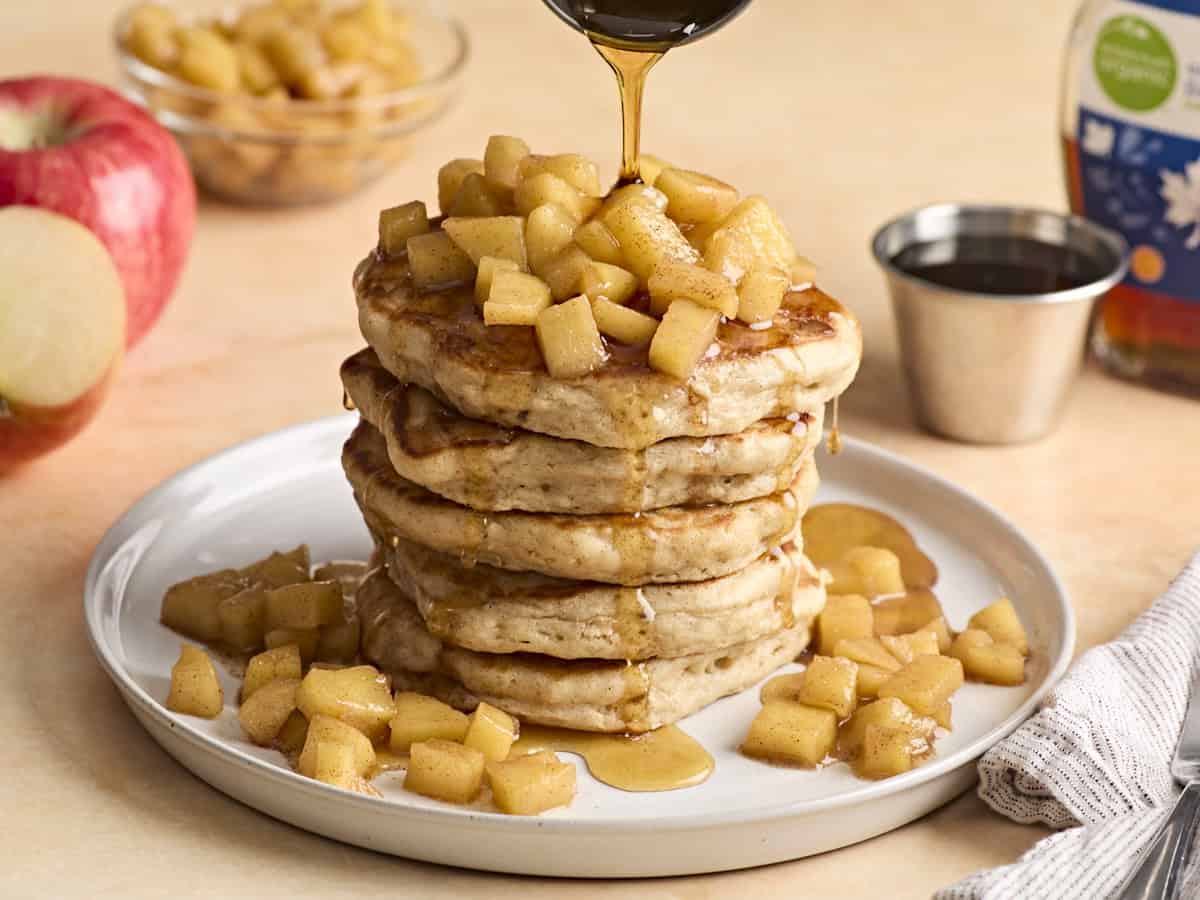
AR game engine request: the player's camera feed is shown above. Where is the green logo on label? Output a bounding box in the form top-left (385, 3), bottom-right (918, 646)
top-left (1094, 15), bottom-right (1176, 112)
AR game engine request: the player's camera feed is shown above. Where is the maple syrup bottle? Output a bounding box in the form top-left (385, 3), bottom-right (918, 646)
top-left (1063, 0), bottom-right (1200, 394)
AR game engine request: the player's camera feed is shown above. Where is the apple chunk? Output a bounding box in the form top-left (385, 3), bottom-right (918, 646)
top-left (648, 299), bottom-right (719, 380)
top-left (648, 257), bottom-right (738, 317)
top-left (604, 200), bottom-right (699, 282)
top-left (592, 298), bottom-right (658, 346)
top-left (702, 196), bottom-right (796, 283)
top-left (0, 206), bottom-right (125, 472)
top-left (655, 168), bottom-right (739, 224)
top-left (535, 295), bottom-right (607, 379)
top-left (484, 271), bottom-right (552, 326)
top-left (443, 216), bottom-right (528, 269)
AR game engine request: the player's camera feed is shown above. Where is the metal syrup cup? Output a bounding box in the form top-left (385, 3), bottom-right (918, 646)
top-left (872, 204), bottom-right (1128, 444)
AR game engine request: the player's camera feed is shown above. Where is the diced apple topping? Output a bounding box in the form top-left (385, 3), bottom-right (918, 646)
top-left (759, 671), bottom-right (806, 704)
top-left (378, 201), bottom-right (429, 257)
top-left (797, 655), bottom-right (859, 719)
top-left (574, 219), bottom-right (626, 266)
top-left (265, 626), bottom-right (319, 663)
top-left (873, 590), bottom-right (944, 636)
top-left (857, 725), bottom-right (916, 779)
top-left (951, 629), bottom-right (1027, 685)
top-left (703, 196), bottom-right (796, 283)
top-left (817, 594), bottom-right (874, 656)
top-left (648, 257), bottom-right (738, 317)
top-left (592, 298), bottom-right (658, 346)
top-left (376, 136), bottom-right (832, 380)
top-left (655, 168), bottom-right (739, 224)
top-left (484, 135), bottom-right (531, 191)
top-left (879, 631), bottom-right (940, 665)
top-left (599, 183), bottom-right (669, 219)
top-left (648, 299), bottom-right (719, 380)
top-left (295, 664), bottom-right (395, 742)
top-left (161, 569), bottom-right (244, 643)
top-left (833, 637), bottom-right (901, 673)
top-left (216, 587), bottom-right (268, 653)
top-left (484, 271), bottom-right (552, 326)
top-left (878, 655), bottom-right (964, 717)
top-left (526, 204), bottom-right (578, 274)
top-left (238, 677), bottom-right (300, 745)
top-left (581, 261), bottom-right (638, 305)
top-left (536, 154), bottom-right (603, 196)
top-left (967, 598), bottom-right (1029, 655)
top-left (475, 256), bottom-right (520, 306)
top-left (487, 750), bottom-right (576, 815)
top-left (275, 710), bottom-right (309, 754)
top-left (536, 295), bottom-right (607, 378)
top-left (447, 172), bottom-right (510, 218)
top-left (166, 644), bottom-right (224, 718)
top-left (298, 714), bottom-right (375, 780)
top-left (836, 697), bottom-right (934, 761)
top-left (736, 265), bottom-right (789, 325)
top-left (389, 692), bottom-right (470, 752)
top-left (914, 616), bottom-right (954, 654)
top-left (443, 216), bottom-right (528, 269)
top-left (242, 644), bottom-right (302, 700)
top-left (463, 701), bottom-right (519, 761)
top-left (604, 200), bottom-right (699, 281)
top-left (515, 172), bottom-right (593, 222)
top-left (407, 231), bottom-right (476, 292)
top-left (741, 701), bottom-right (837, 767)
top-left (539, 245), bottom-right (594, 301)
top-left (406, 739), bottom-right (486, 803)
top-left (437, 158), bottom-right (484, 214)
top-left (264, 580), bottom-right (344, 630)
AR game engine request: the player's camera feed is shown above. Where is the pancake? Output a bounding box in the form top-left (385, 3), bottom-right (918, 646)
top-left (377, 535), bottom-right (825, 660)
top-left (341, 348), bottom-right (824, 514)
top-left (354, 246), bottom-right (861, 449)
top-left (356, 568), bottom-right (815, 733)
top-left (344, 421), bottom-right (819, 585)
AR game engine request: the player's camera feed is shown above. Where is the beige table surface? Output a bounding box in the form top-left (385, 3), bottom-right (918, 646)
top-left (3, 0), bottom-right (1199, 897)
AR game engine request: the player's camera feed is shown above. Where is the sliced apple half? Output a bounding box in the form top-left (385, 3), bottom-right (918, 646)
top-left (0, 205), bottom-right (125, 472)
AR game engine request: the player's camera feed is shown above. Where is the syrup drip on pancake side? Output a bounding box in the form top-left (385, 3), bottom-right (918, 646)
top-left (616, 586), bottom-right (655, 659)
top-left (827, 396), bottom-right (842, 455)
top-left (618, 660), bottom-right (652, 732)
top-left (770, 544), bottom-right (798, 630)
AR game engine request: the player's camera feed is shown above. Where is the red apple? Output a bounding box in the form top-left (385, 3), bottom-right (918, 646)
top-left (0, 206), bottom-right (126, 473)
top-left (0, 75), bottom-right (194, 348)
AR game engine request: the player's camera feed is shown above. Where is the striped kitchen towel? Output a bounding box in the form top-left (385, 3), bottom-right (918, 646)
top-left (937, 552), bottom-right (1200, 900)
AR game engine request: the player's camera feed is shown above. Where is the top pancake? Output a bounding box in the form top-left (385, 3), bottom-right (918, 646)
top-left (354, 247), bottom-right (862, 449)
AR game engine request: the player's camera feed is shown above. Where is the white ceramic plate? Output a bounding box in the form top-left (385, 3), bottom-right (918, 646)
top-left (85, 414), bottom-right (1072, 878)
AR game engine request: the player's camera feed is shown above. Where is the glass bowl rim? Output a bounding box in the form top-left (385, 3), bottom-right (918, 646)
top-left (112, 0), bottom-right (470, 121)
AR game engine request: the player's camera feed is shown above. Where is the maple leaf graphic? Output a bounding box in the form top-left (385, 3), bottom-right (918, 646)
top-left (1160, 159), bottom-right (1200, 250)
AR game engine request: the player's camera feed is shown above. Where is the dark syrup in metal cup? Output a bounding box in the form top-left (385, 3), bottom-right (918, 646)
top-left (872, 205), bottom-right (1128, 444)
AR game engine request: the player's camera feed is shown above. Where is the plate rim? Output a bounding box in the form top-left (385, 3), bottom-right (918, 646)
top-left (84, 413), bottom-right (1075, 834)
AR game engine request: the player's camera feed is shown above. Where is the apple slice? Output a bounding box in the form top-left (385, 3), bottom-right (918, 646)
top-left (0, 206), bottom-right (125, 472)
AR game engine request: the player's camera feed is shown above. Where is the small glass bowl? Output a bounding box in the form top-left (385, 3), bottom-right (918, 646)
top-left (113, 1), bottom-right (469, 206)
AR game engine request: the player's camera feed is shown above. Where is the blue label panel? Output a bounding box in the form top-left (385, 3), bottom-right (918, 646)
top-left (1129, 0), bottom-right (1200, 17)
top-left (1077, 105), bottom-right (1200, 303)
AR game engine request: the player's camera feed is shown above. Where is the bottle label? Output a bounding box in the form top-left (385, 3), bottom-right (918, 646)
top-left (1074, 0), bottom-right (1200, 302)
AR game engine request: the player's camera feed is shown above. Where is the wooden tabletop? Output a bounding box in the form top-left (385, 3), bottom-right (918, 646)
top-left (4, 1), bottom-right (1199, 896)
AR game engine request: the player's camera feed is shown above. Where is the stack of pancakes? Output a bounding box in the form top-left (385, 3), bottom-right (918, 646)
top-left (340, 247), bottom-right (862, 733)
